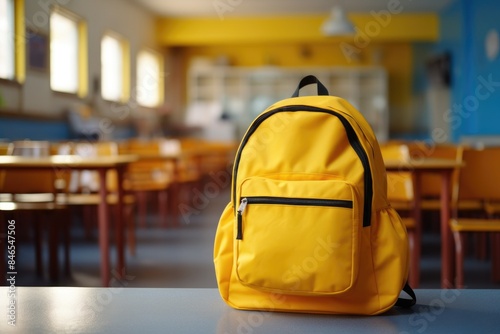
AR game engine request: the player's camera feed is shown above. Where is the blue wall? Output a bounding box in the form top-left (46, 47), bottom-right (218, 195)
top-left (0, 118), bottom-right (70, 141)
top-left (411, 42), bottom-right (435, 136)
top-left (0, 117), bottom-right (135, 141)
top-left (471, 0), bottom-right (500, 135)
top-left (437, 0), bottom-right (500, 141)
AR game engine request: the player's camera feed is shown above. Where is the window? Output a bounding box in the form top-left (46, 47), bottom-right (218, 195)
top-left (50, 9), bottom-right (87, 97)
top-left (0, 0), bottom-right (14, 80)
top-left (101, 33), bottom-right (129, 102)
top-left (136, 49), bottom-right (163, 107)
top-left (0, 0), bottom-right (23, 82)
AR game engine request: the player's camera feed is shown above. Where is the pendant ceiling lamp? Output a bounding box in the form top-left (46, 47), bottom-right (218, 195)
top-left (321, 5), bottom-right (355, 36)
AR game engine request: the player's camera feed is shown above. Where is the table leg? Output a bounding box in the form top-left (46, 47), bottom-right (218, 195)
top-left (493, 233), bottom-right (500, 283)
top-left (34, 216), bottom-right (43, 277)
top-left (63, 209), bottom-right (71, 277)
top-left (170, 158), bottom-right (180, 227)
top-left (440, 170), bottom-right (454, 288)
top-left (115, 166), bottom-right (126, 278)
top-left (48, 216), bottom-right (59, 282)
top-left (159, 189), bottom-right (168, 228)
top-left (97, 168), bottom-right (110, 287)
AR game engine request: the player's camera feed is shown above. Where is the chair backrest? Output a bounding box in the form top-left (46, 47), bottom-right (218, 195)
top-left (120, 139), bottom-right (176, 189)
top-left (0, 143), bottom-right (12, 190)
top-left (69, 141), bottom-right (119, 192)
top-left (10, 140), bottom-right (50, 157)
top-left (0, 142), bottom-right (12, 155)
top-left (123, 139), bottom-right (160, 155)
top-left (380, 143), bottom-right (413, 202)
top-left (1, 141), bottom-right (56, 195)
top-left (73, 141), bottom-right (118, 157)
top-left (408, 142), bottom-right (458, 160)
top-left (123, 138), bottom-right (181, 155)
top-left (456, 146), bottom-right (500, 202)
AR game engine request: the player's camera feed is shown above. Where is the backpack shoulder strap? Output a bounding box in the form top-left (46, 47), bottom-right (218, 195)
top-left (395, 282), bottom-right (417, 308)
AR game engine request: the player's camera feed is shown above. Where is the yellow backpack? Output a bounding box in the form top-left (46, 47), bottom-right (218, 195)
top-left (213, 75), bottom-right (416, 315)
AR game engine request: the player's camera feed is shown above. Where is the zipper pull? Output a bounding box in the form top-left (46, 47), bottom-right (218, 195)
top-left (237, 198), bottom-right (248, 214)
top-left (236, 198), bottom-right (247, 240)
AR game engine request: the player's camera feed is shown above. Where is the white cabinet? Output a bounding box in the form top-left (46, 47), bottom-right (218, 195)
top-left (187, 65), bottom-right (388, 142)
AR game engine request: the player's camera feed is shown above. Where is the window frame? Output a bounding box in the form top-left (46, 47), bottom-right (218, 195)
top-left (100, 30), bottom-right (130, 103)
top-left (49, 6), bottom-right (88, 98)
top-left (0, 0), bottom-right (25, 84)
top-left (136, 48), bottom-right (164, 108)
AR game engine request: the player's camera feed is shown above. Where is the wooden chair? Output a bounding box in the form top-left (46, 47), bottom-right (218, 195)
top-left (0, 142), bottom-right (11, 201)
top-left (380, 143), bottom-right (414, 208)
top-left (450, 146), bottom-right (500, 288)
top-left (0, 140), bottom-right (69, 282)
top-left (0, 142), bottom-right (11, 155)
top-left (380, 142), bottom-right (419, 286)
top-left (195, 140), bottom-right (236, 181)
top-left (178, 138), bottom-right (203, 185)
top-left (120, 138), bottom-right (175, 231)
top-left (133, 137), bottom-right (202, 227)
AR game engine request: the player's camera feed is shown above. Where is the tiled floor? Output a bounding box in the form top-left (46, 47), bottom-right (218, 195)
top-left (9, 188), bottom-right (500, 289)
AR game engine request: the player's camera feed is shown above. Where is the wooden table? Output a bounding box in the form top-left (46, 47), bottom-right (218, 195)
top-left (385, 158), bottom-right (463, 289)
top-left (1, 287), bottom-right (498, 333)
top-left (0, 155), bottom-right (137, 287)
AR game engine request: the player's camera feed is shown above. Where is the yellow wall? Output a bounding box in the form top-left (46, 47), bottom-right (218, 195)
top-left (158, 14), bottom-right (438, 46)
top-left (182, 43), bottom-right (383, 67)
top-left (159, 14), bottom-right (436, 132)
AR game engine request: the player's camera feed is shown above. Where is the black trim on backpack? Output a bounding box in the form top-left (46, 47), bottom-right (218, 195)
top-left (232, 105), bottom-right (373, 228)
top-left (395, 282), bottom-right (417, 308)
top-left (292, 75), bottom-right (330, 97)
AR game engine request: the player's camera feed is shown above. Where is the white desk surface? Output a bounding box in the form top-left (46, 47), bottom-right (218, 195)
top-left (0, 287), bottom-right (499, 333)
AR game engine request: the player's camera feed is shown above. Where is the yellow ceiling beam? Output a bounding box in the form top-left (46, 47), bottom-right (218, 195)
top-left (157, 13), bottom-right (439, 46)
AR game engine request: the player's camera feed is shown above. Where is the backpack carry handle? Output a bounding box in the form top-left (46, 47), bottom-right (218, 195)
top-left (292, 75), bottom-right (330, 97)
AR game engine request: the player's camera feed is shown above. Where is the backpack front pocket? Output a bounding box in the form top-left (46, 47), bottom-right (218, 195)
top-left (235, 176), bottom-right (360, 295)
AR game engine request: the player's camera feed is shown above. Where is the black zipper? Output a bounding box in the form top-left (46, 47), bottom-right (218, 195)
top-left (232, 105), bottom-right (373, 228)
top-left (236, 196), bottom-right (354, 240)
top-left (244, 196), bottom-right (353, 208)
